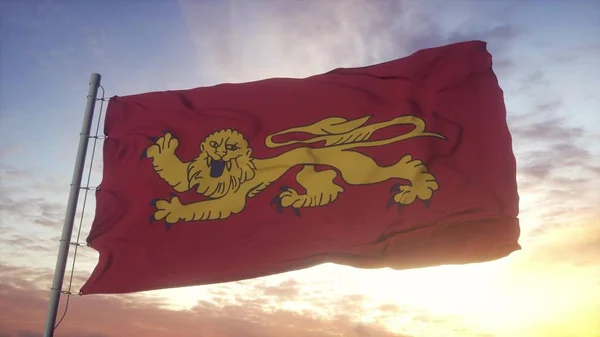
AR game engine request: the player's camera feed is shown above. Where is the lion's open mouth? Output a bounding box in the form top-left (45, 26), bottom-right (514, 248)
top-left (208, 157), bottom-right (232, 178)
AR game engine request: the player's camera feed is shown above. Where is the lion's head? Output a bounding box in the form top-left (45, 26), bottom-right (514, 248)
top-left (188, 129), bottom-right (257, 198)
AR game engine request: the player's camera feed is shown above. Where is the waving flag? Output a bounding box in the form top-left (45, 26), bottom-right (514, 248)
top-left (81, 40), bottom-right (520, 295)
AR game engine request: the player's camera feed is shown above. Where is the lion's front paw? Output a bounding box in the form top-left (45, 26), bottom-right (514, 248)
top-left (145, 132), bottom-right (179, 159)
top-left (388, 173), bottom-right (438, 211)
top-left (151, 195), bottom-right (184, 225)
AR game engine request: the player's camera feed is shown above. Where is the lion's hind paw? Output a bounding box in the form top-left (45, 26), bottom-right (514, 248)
top-left (270, 195), bottom-right (301, 217)
top-left (388, 181), bottom-right (434, 212)
top-left (270, 186), bottom-right (302, 217)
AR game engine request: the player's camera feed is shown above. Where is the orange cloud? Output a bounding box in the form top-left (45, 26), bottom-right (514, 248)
top-left (0, 265), bottom-right (411, 337)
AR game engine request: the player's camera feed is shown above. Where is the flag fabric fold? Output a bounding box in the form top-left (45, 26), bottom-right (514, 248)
top-left (81, 40), bottom-right (520, 295)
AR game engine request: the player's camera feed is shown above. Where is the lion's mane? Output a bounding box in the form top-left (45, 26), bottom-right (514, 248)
top-left (187, 129), bottom-right (257, 199)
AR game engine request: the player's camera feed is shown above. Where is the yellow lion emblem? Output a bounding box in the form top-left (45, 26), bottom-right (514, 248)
top-left (145, 115), bottom-right (444, 226)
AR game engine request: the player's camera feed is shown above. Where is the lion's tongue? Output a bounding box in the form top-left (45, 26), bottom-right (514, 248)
top-left (210, 160), bottom-right (226, 178)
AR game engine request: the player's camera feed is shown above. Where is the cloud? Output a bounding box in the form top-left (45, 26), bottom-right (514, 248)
top-left (0, 264), bottom-right (515, 337)
top-left (259, 278), bottom-right (300, 300)
top-left (508, 97), bottom-right (600, 196)
top-left (180, 0), bottom-right (524, 84)
top-left (0, 163), bottom-right (114, 296)
top-left (0, 196), bottom-right (65, 228)
top-left (513, 154), bottom-right (599, 245)
top-left (0, 165), bottom-right (33, 181)
top-left (548, 40), bottom-right (600, 64)
top-left (0, 189), bottom-right (95, 237)
top-left (405, 18), bottom-right (522, 55)
top-left (0, 165), bottom-right (97, 228)
top-left (0, 234), bottom-right (55, 256)
top-left (0, 265), bottom-right (417, 337)
top-left (526, 215), bottom-right (600, 266)
top-left (513, 70), bottom-right (551, 95)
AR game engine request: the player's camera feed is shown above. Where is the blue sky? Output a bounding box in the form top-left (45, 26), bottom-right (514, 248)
top-left (1, 1), bottom-right (600, 336)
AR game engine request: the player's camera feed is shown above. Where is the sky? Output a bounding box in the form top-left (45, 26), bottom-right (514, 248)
top-left (0, 0), bottom-right (599, 336)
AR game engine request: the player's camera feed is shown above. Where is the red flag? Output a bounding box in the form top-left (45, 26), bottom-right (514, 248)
top-left (81, 40), bottom-right (520, 295)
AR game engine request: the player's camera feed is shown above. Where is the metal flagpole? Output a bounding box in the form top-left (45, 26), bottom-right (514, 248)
top-left (42, 73), bottom-right (101, 337)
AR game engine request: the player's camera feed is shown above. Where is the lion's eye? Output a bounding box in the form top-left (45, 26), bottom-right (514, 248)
top-left (209, 141), bottom-right (218, 148)
top-left (226, 144), bottom-right (238, 151)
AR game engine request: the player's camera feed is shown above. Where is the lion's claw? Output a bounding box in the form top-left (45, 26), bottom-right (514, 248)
top-left (271, 192), bottom-right (301, 216)
top-left (270, 195), bottom-right (279, 205)
top-left (387, 197), bottom-right (404, 213)
top-left (386, 198), bottom-right (395, 210)
top-left (270, 195), bottom-right (283, 213)
top-left (148, 204), bottom-right (173, 231)
top-left (388, 180), bottom-right (436, 211)
top-left (142, 136), bottom-right (159, 160)
top-left (145, 132), bottom-right (180, 160)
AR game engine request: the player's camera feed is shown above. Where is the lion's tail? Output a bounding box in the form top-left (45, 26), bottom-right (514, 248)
top-left (265, 115), bottom-right (444, 149)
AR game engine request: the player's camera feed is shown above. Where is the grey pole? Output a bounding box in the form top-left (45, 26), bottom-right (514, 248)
top-left (42, 73), bottom-right (101, 337)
